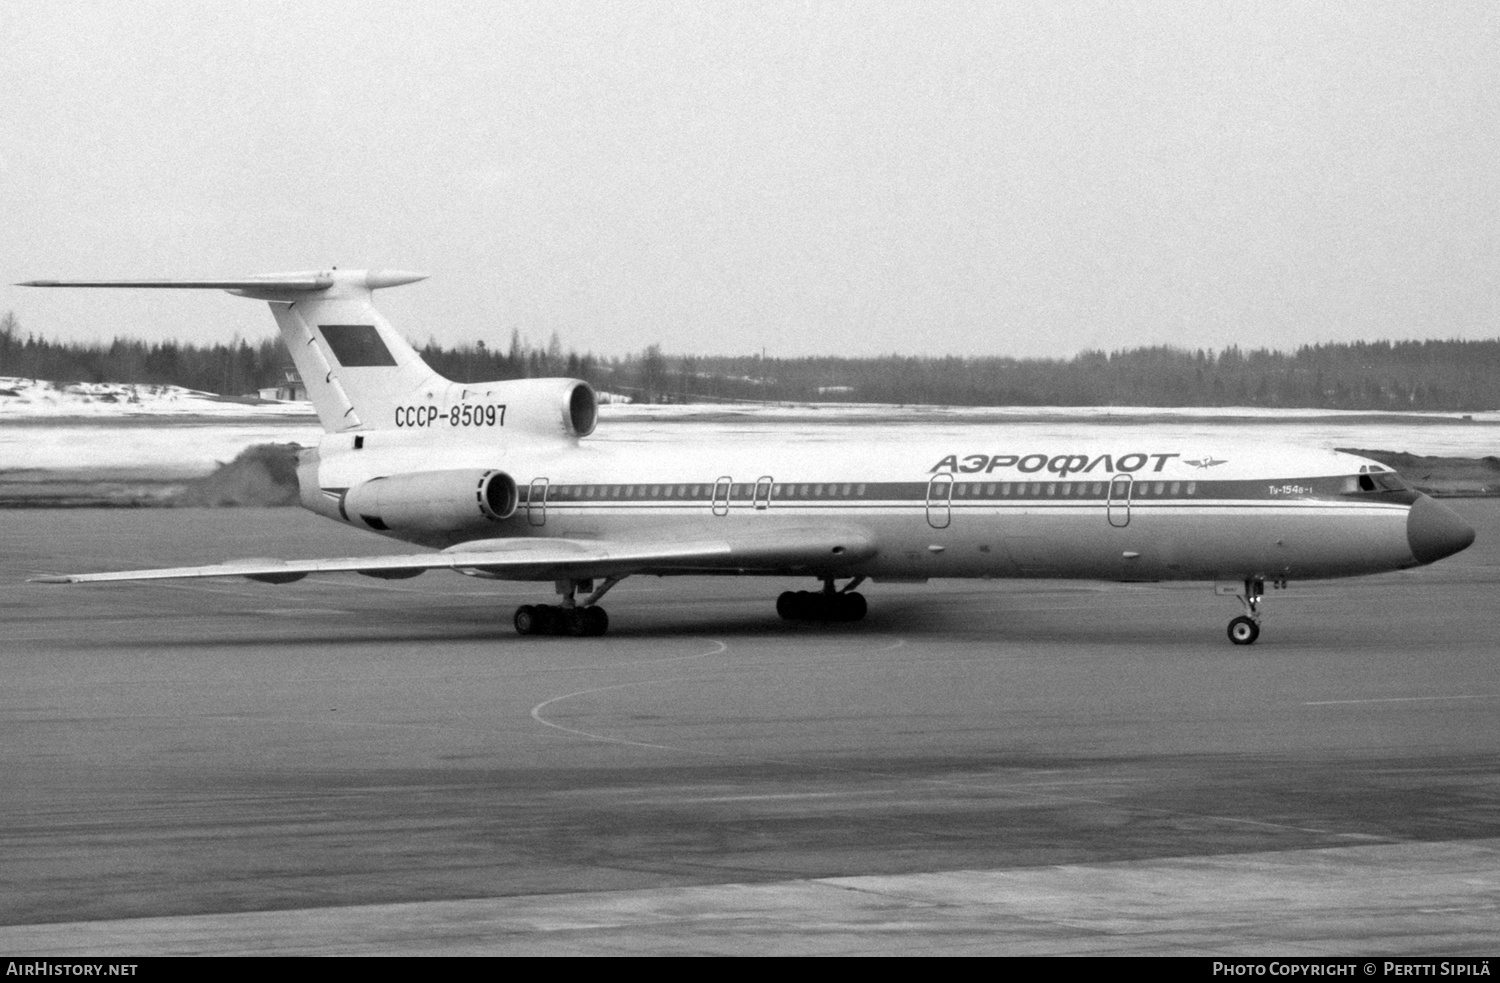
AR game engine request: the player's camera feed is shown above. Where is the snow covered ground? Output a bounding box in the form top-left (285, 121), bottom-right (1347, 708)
top-left (0, 376), bottom-right (316, 419)
top-left (600, 403), bottom-right (1500, 458)
top-left (606, 401), bottom-right (1500, 424)
top-left (0, 422), bottom-right (321, 476)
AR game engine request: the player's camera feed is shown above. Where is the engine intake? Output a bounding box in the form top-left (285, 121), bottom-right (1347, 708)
top-left (344, 469), bottom-right (517, 534)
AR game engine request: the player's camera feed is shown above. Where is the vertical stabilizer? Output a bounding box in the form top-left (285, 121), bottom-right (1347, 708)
top-left (245, 270), bottom-right (445, 432)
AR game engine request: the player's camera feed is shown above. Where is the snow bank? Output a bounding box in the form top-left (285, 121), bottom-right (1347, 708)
top-left (0, 376), bottom-right (315, 419)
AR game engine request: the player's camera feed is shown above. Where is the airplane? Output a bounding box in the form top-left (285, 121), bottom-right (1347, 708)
top-left (19, 269), bottom-right (1476, 644)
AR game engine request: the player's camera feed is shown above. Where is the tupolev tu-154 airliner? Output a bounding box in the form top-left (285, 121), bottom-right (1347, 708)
top-left (21, 269), bottom-right (1476, 644)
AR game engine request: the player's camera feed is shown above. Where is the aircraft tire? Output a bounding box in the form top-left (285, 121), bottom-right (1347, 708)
top-left (1227, 616), bottom-right (1260, 645)
top-left (514, 605), bottom-right (539, 635)
top-left (565, 608), bottom-right (591, 636)
top-left (842, 592), bottom-right (868, 621)
top-left (776, 591), bottom-right (798, 620)
top-left (586, 607), bottom-right (609, 636)
top-left (778, 590), bottom-right (867, 623)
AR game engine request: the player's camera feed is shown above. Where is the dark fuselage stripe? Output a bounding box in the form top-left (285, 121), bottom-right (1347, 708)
top-left (517, 477), bottom-right (1416, 508)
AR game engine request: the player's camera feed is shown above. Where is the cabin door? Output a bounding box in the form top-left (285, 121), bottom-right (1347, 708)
top-left (712, 476), bottom-right (732, 517)
top-left (527, 477), bottom-right (549, 526)
top-left (925, 473), bottom-right (953, 529)
top-left (1106, 474), bottom-right (1131, 528)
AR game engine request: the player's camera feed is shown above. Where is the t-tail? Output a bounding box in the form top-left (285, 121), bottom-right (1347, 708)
top-left (21, 269), bottom-right (437, 432)
top-left (18, 270), bottom-right (598, 438)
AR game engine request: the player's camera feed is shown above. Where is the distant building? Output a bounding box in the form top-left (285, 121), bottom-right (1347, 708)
top-left (259, 369), bottom-right (307, 402)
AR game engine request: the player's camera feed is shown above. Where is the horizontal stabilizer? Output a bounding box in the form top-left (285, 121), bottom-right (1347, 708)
top-left (18, 276), bottom-right (335, 291)
top-left (16, 270), bottom-right (428, 296)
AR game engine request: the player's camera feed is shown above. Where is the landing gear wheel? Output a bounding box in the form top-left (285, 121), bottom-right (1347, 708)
top-left (1227, 615), bottom-right (1260, 645)
top-left (776, 591), bottom-right (798, 620)
top-left (565, 607), bottom-right (592, 637)
top-left (585, 606), bottom-right (609, 636)
top-left (515, 603), bottom-right (609, 637)
top-left (840, 591), bottom-right (867, 621)
top-left (777, 588), bottom-right (867, 622)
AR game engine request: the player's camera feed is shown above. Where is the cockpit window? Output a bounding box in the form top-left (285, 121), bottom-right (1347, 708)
top-left (1348, 472), bottom-right (1409, 493)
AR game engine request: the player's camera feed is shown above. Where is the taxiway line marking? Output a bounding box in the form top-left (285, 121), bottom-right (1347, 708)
top-left (531, 678), bottom-right (719, 752)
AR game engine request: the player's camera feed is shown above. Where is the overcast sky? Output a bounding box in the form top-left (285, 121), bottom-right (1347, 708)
top-left (2, 1), bottom-right (1496, 360)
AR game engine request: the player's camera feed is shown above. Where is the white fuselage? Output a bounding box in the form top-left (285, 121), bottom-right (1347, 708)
top-left (303, 426), bottom-right (1435, 584)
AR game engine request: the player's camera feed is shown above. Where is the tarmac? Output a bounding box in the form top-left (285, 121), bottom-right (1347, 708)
top-left (1, 504), bottom-right (1497, 955)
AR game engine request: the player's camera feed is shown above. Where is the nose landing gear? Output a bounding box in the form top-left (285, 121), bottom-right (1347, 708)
top-left (1219, 577), bottom-right (1273, 645)
top-left (777, 577), bottom-right (868, 623)
top-left (514, 576), bottom-right (621, 637)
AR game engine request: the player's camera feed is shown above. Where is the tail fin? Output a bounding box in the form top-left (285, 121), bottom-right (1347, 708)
top-left (20, 269), bottom-right (444, 432)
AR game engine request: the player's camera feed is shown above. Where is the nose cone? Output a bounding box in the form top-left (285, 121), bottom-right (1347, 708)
top-left (1407, 495), bottom-right (1476, 565)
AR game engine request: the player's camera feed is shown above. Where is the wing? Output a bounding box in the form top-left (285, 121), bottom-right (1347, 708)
top-left (30, 526), bottom-right (876, 585)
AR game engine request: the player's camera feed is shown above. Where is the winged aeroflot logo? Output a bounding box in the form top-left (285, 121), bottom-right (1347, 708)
top-left (1184, 456), bottom-right (1228, 469)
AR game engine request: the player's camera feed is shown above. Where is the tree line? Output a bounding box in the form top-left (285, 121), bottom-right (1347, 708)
top-left (1, 311), bottom-right (1497, 410)
top-left (665, 341), bottom-right (1500, 411)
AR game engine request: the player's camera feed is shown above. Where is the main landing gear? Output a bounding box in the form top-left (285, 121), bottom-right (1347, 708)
top-left (514, 576), bottom-right (622, 637)
top-left (1220, 576), bottom-right (1281, 645)
top-left (777, 577), bottom-right (868, 623)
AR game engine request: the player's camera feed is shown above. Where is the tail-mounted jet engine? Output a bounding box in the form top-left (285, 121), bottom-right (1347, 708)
top-left (343, 469), bottom-right (517, 534)
top-left (458, 378), bottom-right (598, 438)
